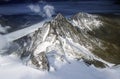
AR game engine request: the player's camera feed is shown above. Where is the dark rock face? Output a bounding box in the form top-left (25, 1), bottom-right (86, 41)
top-left (30, 52), bottom-right (49, 71)
top-left (8, 12), bottom-right (120, 71)
top-left (50, 13), bottom-right (80, 43)
top-left (14, 26), bottom-right (50, 70)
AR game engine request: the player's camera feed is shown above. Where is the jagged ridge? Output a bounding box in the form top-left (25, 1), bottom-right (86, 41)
top-left (6, 12), bottom-right (120, 71)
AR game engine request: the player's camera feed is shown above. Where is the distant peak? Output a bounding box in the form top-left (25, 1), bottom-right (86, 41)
top-left (73, 12), bottom-right (88, 17)
top-left (73, 12), bottom-right (97, 19)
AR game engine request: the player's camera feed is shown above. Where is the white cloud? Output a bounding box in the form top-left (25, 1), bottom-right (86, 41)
top-left (0, 24), bottom-right (10, 33)
top-left (28, 4), bottom-right (41, 14)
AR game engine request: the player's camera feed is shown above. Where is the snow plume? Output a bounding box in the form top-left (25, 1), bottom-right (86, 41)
top-left (28, 4), bottom-right (55, 18)
top-left (43, 5), bottom-right (55, 18)
top-left (0, 24), bottom-right (11, 34)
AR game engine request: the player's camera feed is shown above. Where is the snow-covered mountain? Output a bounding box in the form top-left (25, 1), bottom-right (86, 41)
top-left (3, 12), bottom-right (120, 72)
top-left (0, 12), bottom-right (120, 79)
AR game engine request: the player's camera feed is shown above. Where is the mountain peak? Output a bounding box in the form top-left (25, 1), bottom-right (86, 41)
top-left (54, 13), bottom-right (65, 20)
top-left (8, 12), bottom-right (112, 71)
top-left (72, 12), bottom-right (90, 19)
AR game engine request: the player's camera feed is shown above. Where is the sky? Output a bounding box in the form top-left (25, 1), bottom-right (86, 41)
top-left (0, 0), bottom-right (119, 4)
top-left (0, 0), bottom-right (119, 6)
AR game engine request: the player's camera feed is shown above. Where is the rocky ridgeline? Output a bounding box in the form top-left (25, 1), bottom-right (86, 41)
top-left (6, 13), bottom-right (120, 71)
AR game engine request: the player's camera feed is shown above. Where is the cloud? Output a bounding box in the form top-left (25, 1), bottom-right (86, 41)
top-left (0, 24), bottom-right (11, 33)
top-left (43, 5), bottom-right (55, 18)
